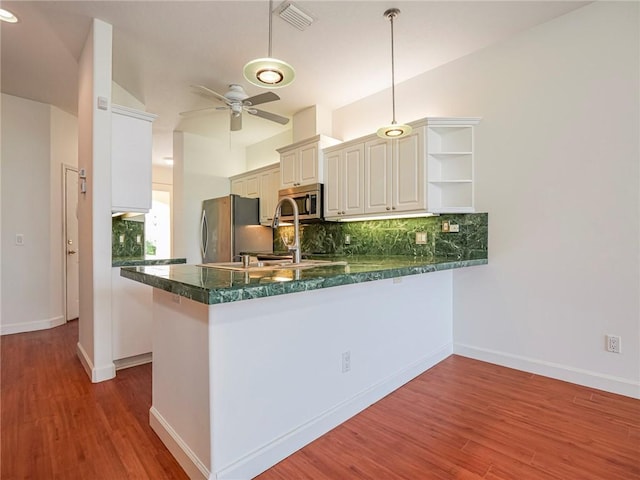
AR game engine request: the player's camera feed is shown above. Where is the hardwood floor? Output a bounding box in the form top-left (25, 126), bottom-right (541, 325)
top-left (2, 321), bottom-right (639, 479)
top-left (257, 356), bottom-right (640, 480)
top-left (1, 320), bottom-right (188, 480)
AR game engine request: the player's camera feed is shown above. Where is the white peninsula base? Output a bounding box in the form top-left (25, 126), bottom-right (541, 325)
top-left (149, 270), bottom-right (454, 480)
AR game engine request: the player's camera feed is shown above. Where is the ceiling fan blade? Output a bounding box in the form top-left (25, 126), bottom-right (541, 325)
top-left (243, 91), bottom-right (279, 107)
top-left (250, 109), bottom-right (290, 125)
top-left (230, 113), bottom-right (242, 131)
top-left (179, 106), bottom-right (219, 117)
top-left (191, 84), bottom-right (229, 104)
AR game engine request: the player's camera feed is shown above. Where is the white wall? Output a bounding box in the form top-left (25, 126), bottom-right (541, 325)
top-left (334, 2), bottom-right (640, 397)
top-left (0, 94), bottom-right (78, 334)
top-left (152, 165), bottom-right (173, 185)
top-left (245, 130), bottom-right (292, 171)
top-left (76, 18), bottom-right (115, 382)
top-left (173, 131), bottom-right (245, 264)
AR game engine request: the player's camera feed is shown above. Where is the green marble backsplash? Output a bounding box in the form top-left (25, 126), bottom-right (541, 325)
top-left (273, 213), bottom-right (488, 260)
top-left (112, 215), bottom-right (145, 258)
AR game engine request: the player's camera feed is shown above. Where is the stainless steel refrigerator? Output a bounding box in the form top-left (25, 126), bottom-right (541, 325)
top-left (200, 195), bottom-right (273, 263)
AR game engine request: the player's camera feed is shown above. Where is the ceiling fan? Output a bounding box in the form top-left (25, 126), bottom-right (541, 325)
top-left (181, 84), bottom-right (289, 131)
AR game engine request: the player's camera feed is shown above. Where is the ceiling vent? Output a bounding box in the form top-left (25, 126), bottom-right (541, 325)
top-left (276, 1), bottom-right (315, 31)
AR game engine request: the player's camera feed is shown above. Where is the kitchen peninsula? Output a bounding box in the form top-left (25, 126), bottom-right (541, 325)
top-left (120, 214), bottom-right (487, 480)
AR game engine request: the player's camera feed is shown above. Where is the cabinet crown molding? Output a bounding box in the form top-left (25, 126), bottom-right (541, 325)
top-left (276, 134), bottom-right (341, 154)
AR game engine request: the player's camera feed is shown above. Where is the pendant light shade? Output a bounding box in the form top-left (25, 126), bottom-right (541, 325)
top-left (377, 8), bottom-right (411, 139)
top-left (244, 0), bottom-right (295, 88)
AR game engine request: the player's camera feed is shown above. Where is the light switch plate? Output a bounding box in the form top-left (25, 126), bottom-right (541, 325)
top-left (415, 232), bottom-right (427, 244)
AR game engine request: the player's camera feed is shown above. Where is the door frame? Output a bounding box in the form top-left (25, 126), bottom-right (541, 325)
top-left (62, 164), bottom-right (79, 322)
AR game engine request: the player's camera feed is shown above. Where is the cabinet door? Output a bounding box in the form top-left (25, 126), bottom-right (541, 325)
top-left (343, 143), bottom-right (365, 216)
top-left (280, 150), bottom-right (298, 188)
top-left (245, 175), bottom-right (260, 198)
top-left (231, 178), bottom-right (246, 196)
top-left (393, 127), bottom-right (426, 212)
top-left (259, 167), bottom-right (280, 224)
top-left (324, 150), bottom-right (342, 218)
top-left (364, 138), bottom-right (392, 214)
top-left (112, 268), bottom-right (152, 360)
top-left (299, 142), bottom-right (319, 186)
top-left (111, 111), bottom-right (153, 212)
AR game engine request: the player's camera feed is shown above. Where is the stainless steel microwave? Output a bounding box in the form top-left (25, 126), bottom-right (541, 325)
top-left (277, 183), bottom-right (323, 222)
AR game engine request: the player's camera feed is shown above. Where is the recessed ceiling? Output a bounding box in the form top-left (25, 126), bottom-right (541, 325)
top-left (1, 1), bottom-right (589, 165)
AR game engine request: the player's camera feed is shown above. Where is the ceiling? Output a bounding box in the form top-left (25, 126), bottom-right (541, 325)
top-left (1, 1), bottom-right (588, 165)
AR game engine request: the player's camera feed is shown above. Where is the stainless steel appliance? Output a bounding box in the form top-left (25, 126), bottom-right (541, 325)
top-left (200, 195), bottom-right (273, 263)
top-left (277, 183), bottom-right (323, 222)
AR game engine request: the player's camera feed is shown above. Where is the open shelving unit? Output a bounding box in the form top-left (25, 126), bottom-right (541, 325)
top-left (426, 118), bottom-right (480, 213)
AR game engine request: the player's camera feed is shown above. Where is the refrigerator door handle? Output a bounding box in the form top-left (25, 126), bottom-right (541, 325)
top-left (200, 210), bottom-right (208, 261)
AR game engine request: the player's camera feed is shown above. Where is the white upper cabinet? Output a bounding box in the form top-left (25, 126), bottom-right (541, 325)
top-left (229, 163), bottom-right (280, 226)
top-left (277, 135), bottom-right (340, 189)
top-left (231, 173), bottom-right (260, 198)
top-left (364, 137), bottom-right (394, 214)
top-left (322, 117), bottom-right (480, 220)
top-left (393, 126), bottom-right (426, 212)
top-left (364, 124), bottom-right (425, 215)
top-left (258, 165), bottom-right (280, 225)
top-left (111, 104), bottom-right (157, 213)
top-left (324, 143), bottom-right (365, 219)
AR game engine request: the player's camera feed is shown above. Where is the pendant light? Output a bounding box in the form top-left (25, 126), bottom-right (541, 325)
top-left (0, 8), bottom-right (18, 23)
top-left (377, 8), bottom-right (412, 139)
top-left (244, 0), bottom-right (295, 88)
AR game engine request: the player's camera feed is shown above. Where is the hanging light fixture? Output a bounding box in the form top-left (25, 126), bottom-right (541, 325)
top-left (0, 8), bottom-right (19, 23)
top-left (377, 8), bottom-right (412, 139)
top-left (244, 0), bottom-right (295, 89)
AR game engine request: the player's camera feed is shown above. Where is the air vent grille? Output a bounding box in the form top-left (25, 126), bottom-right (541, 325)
top-left (277, 1), bottom-right (314, 31)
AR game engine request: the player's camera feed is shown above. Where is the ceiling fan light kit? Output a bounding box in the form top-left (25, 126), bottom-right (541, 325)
top-left (377, 8), bottom-right (412, 140)
top-left (243, 0), bottom-right (295, 88)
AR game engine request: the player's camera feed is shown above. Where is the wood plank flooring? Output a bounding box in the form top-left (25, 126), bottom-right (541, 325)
top-left (2, 320), bottom-right (639, 479)
top-left (257, 356), bottom-right (640, 480)
top-left (1, 320), bottom-right (188, 480)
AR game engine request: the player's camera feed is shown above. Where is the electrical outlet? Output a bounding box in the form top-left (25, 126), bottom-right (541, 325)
top-left (15, 234), bottom-right (24, 246)
top-left (449, 223), bottom-right (460, 233)
top-left (341, 351), bottom-right (351, 373)
top-left (344, 234), bottom-right (351, 245)
top-left (442, 221), bottom-right (450, 232)
top-left (606, 335), bottom-right (621, 353)
top-left (415, 232), bottom-right (427, 244)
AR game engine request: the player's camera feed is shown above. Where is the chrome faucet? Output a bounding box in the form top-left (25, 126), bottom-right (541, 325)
top-left (272, 196), bottom-right (301, 264)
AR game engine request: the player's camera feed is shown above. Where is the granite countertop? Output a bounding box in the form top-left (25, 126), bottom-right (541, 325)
top-left (120, 255), bottom-right (487, 305)
top-left (112, 257), bottom-right (187, 267)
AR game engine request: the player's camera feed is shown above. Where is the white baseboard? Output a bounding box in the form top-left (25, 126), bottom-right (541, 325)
top-left (454, 343), bottom-right (640, 399)
top-left (150, 407), bottom-right (210, 480)
top-left (114, 352), bottom-right (152, 371)
top-left (216, 343), bottom-right (453, 480)
top-left (76, 341), bottom-right (116, 383)
top-left (0, 315), bottom-right (65, 335)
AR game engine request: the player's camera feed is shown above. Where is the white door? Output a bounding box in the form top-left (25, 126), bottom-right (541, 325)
top-left (65, 167), bottom-right (79, 320)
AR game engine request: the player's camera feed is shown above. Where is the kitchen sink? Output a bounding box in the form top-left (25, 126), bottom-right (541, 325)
top-left (199, 259), bottom-right (347, 272)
